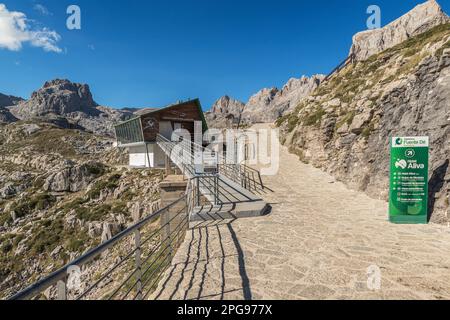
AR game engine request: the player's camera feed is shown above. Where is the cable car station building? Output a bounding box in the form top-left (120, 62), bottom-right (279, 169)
top-left (114, 99), bottom-right (208, 168)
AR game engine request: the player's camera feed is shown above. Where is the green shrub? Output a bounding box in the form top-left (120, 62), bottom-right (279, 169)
top-left (1, 241), bottom-right (13, 254)
top-left (436, 40), bottom-right (450, 57)
top-left (112, 201), bottom-right (128, 215)
top-left (86, 174), bottom-right (122, 200)
top-left (303, 107), bottom-right (326, 127)
top-left (287, 114), bottom-right (299, 132)
top-left (29, 218), bottom-right (65, 255)
top-left (85, 163), bottom-right (106, 176)
top-left (65, 232), bottom-right (89, 252)
top-left (10, 193), bottom-right (56, 219)
top-left (76, 204), bottom-right (112, 222)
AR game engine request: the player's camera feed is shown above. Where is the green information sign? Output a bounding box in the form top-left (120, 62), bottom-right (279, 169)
top-left (389, 137), bottom-right (429, 224)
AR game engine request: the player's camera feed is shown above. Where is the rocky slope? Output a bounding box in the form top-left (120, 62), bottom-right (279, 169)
top-left (6, 79), bottom-right (134, 136)
top-left (0, 93), bottom-right (23, 108)
top-left (0, 122), bottom-right (163, 298)
top-left (350, 0), bottom-right (449, 61)
top-left (241, 75), bottom-right (325, 123)
top-left (277, 23), bottom-right (450, 223)
top-left (207, 75), bottom-right (324, 128)
top-left (0, 94), bottom-right (22, 124)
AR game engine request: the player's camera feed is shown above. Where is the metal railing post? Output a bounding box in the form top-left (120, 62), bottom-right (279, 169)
top-left (196, 177), bottom-right (200, 206)
top-left (57, 278), bottom-right (67, 300)
top-left (214, 175), bottom-right (219, 205)
top-left (134, 228), bottom-right (143, 300)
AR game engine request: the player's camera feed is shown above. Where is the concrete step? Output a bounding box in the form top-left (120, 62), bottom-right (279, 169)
top-left (189, 200), bottom-right (270, 223)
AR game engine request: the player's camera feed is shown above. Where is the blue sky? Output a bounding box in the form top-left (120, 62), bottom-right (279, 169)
top-left (1, 0), bottom-right (449, 110)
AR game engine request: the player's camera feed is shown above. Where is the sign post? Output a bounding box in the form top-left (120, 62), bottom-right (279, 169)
top-left (389, 137), bottom-right (429, 224)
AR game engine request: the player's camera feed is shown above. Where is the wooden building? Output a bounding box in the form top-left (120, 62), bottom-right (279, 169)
top-left (114, 99), bottom-right (208, 168)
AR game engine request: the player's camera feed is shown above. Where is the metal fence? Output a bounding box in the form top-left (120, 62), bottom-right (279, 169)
top-left (9, 196), bottom-right (189, 300)
top-left (156, 134), bottom-right (265, 194)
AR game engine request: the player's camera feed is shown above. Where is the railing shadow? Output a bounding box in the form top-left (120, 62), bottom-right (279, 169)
top-left (153, 219), bottom-right (252, 300)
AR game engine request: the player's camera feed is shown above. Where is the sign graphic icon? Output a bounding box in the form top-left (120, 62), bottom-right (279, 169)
top-left (395, 159), bottom-right (407, 170)
top-left (389, 137), bottom-right (429, 224)
top-left (405, 149), bottom-right (415, 158)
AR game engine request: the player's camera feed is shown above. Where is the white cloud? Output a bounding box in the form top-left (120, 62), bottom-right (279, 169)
top-left (33, 4), bottom-right (52, 16)
top-left (0, 3), bottom-right (61, 53)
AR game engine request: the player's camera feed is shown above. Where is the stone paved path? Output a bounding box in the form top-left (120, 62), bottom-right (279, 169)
top-left (151, 126), bottom-right (450, 300)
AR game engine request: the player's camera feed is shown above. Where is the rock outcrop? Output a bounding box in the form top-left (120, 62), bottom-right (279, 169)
top-left (9, 79), bottom-right (133, 136)
top-left (241, 75), bottom-right (325, 123)
top-left (0, 93), bottom-right (23, 108)
top-left (205, 96), bottom-right (245, 128)
top-left (0, 108), bottom-right (18, 124)
top-left (207, 75), bottom-right (324, 127)
top-left (15, 79), bottom-right (98, 117)
top-left (350, 0), bottom-right (450, 61)
top-left (43, 162), bottom-right (105, 193)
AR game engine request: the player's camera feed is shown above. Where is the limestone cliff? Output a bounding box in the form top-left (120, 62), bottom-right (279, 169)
top-left (207, 75), bottom-right (324, 128)
top-left (350, 0), bottom-right (449, 61)
top-left (205, 95), bottom-right (245, 128)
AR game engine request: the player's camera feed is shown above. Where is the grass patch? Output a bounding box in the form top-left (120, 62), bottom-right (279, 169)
top-left (436, 40), bottom-right (450, 57)
top-left (302, 107), bottom-right (326, 127)
top-left (28, 217), bottom-right (65, 255)
top-left (9, 193), bottom-right (57, 220)
top-left (86, 174), bottom-right (122, 200)
top-left (76, 204), bottom-right (112, 222)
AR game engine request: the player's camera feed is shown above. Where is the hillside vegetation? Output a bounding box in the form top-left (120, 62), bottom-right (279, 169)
top-left (0, 122), bottom-right (163, 299)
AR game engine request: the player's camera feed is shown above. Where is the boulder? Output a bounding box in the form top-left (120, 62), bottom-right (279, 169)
top-left (349, 111), bottom-right (373, 134)
top-left (0, 107), bottom-right (18, 124)
top-left (101, 223), bottom-right (121, 243)
top-left (44, 162), bottom-right (105, 193)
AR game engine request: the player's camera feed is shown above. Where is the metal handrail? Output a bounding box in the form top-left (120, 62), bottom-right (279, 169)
top-left (157, 133), bottom-right (264, 200)
top-left (8, 196), bottom-right (187, 300)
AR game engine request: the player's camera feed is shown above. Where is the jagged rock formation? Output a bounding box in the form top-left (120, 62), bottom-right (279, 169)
top-left (15, 79), bottom-right (98, 117)
top-left (241, 75), bottom-right (325, 123)
top-left (350, 0), bottom-right (450, 61)
top-left (8, 79), bottom-right (133, 136)
top-left (278, 22), bottom-right (450, 224)
top-left (207, 75), bottom-right (324, 128)
top-left (0, 93), bottom-right (23, 108)
top-left (0, 93), bottom-right (23, 124)
top-left (0, 108), bottom-right (18, 124)
top-left (205, 96), bottom-right (245, 128)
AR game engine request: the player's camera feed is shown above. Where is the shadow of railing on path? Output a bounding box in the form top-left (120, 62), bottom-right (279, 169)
top-left (153, 219), bottom-right (252, 300)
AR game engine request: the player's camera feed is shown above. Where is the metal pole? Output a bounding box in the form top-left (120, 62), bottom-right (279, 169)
top-left (196, 177), bottom-right (200, 206)
top-left (134, 228), bottom-right (143, 300)
top-left (215, 175), bottom-right (219, 205)
top-left (57, 279), bottom-right (67, 300)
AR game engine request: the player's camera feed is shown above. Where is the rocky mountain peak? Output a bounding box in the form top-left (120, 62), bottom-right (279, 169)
top-left (210, 95), bottom-right (245, 115)
top-left (247, 87), bottom-right (279, 109)
top-left (350, 0), bottom-right (450, 61)
top-left (16, 79), bottom-right (98, 118)
top-left (240, 75), bottom-right (325, 123)
top-left (4, 79), bottom-right (133, 136)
